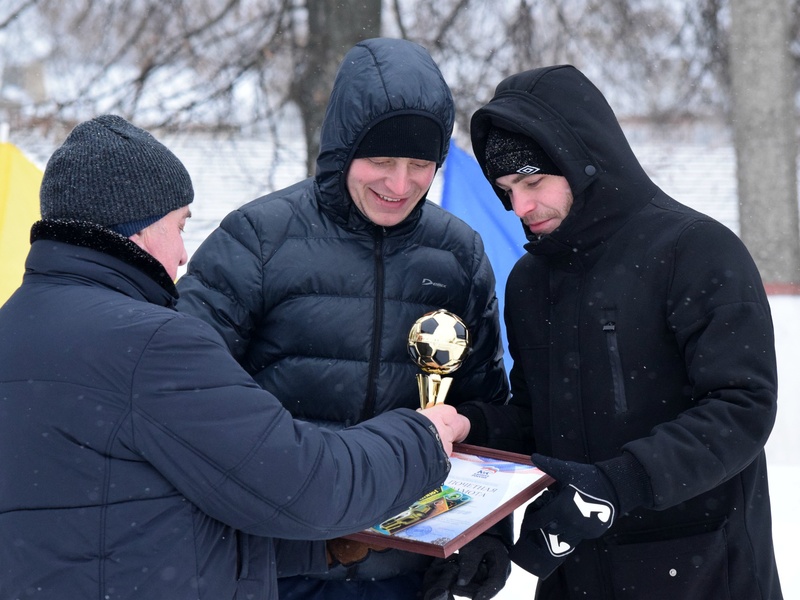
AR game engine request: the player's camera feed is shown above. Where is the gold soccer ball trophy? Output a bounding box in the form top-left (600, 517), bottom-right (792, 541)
top-left (407, 309), bottom-right (471, 409)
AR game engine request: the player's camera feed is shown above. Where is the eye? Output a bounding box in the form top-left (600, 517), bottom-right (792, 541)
top-left (525, 176), bottom-right (545, 189)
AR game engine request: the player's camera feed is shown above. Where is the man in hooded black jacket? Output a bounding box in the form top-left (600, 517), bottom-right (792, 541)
top-left (459, 65), bottom-right (783, 599)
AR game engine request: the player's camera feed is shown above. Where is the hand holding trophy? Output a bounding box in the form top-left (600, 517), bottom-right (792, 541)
top-left (407, 309), bottom-right (471, 409)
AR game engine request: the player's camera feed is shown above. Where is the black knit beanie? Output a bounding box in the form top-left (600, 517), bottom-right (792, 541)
top-left (484, 126), bottom-right (561, 182)
top-left (353, 115), bottom-right (443, 164)
top-left (39, 114), bottom-right (194, 236)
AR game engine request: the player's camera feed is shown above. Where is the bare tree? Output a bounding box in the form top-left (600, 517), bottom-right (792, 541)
top-left (729, 0), bottom-right (800, 289)
top-left (2, 0), bottom-right (799, 284)
top-left (393, 1), bottom-right (732, 144)
top-left (0, 0), bottom-right (733, 149)
top-left (288, 0), bottom-right (381, 175)
top-left (1, 0), bottom-right (380, 175)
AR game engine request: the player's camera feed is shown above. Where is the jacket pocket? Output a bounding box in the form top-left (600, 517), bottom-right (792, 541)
top-left (235, 531), bottom-right (268, 599)
top-left (602, 318), bottom-right (628, 413)
top-left (604, 527), bottom-right (731, 599)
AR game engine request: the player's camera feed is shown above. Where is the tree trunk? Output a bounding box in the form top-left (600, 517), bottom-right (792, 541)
top-left (290, 0), bottom-right (382, 176)
top-left (729, 0), bottom-right (800, 291)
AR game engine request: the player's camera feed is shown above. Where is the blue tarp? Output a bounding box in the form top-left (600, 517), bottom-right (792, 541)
top-left (441, 141), bottom-right (525, 369)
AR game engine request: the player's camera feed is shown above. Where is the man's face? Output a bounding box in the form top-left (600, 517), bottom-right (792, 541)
top-left (131, 206), bottom-right (191, 280)
top-left (346, 157), bottom-right (437, 227)
top-left (494, 173), bottom-right (573, 236)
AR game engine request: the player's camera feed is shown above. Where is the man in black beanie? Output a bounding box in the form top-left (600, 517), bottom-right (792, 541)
top-left (177, 38), bottom-right (511, 600)
top-left (461, 65), bottom-right (783, 599)
top-left (481, 126), bottom-right (569, 239)
top-left (0, 114), bottom-right (472, 600)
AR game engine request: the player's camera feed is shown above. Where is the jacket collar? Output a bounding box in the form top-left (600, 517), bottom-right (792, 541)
top-left (29, 219), bottom-right (178, 306)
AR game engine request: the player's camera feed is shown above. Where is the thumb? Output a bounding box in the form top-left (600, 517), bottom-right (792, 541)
top-left (530, 453), bottom-right (574, 483)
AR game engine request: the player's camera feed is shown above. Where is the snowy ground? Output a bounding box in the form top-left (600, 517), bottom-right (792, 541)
top-left (494, 294), bottom-right (800, 598)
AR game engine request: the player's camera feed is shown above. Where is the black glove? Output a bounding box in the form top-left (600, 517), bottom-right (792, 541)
top-left (422, 556), bottom-right (459, 600)
top-left (422, 535), bottom-right (511, 600)
top-left (509, 454), bottom-right (618, 579)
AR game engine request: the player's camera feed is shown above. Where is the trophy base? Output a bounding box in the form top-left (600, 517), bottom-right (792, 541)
top-left (417, 373), bottom-right (453, 409)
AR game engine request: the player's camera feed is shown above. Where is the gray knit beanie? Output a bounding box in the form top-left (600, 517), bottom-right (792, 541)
top-left (39, 114), bottom-right (193, 236)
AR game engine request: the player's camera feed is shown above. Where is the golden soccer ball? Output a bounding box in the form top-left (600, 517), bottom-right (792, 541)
top-left (407, 309), bottom-right (470, 375)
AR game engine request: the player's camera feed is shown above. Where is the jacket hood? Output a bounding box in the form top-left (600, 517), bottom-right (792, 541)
top-left (470, 65), bottom-right (659, 256)
top-left (315, 37), bottom-right (455, 229)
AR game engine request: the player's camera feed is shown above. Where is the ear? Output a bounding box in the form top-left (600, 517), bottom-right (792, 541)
top-left (128, 230), bottom-right (148, 252)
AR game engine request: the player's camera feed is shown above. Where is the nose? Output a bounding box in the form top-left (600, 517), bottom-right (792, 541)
top-left (384, 164), bottom-right (413, 197)
top-left (179, 244), bottom-right (189, 267)
top-left (510, 191), bottom-right (536, 219)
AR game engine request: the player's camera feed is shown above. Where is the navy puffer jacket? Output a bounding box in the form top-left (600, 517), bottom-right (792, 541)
top-left (177, 38), bottom-right (508, 428)
top-left (0, 220), bottom-right (452, 600)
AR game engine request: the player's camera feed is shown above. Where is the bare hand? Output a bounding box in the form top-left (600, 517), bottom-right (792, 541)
top-left (418, 403), bottom-right (470, 456)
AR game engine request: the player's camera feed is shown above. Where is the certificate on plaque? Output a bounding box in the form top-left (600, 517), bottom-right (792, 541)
top-left (343, 443), bottom-right (554, 558)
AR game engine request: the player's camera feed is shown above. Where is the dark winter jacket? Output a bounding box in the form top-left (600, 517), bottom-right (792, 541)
top-left (176, 37), bottom-right (509, 582)
top-left (0, 220), bottom-right (452, 600)
top-left (468, 65), bottom-right (782, 599)
top-left (177, 38), bottom-right (507, 426)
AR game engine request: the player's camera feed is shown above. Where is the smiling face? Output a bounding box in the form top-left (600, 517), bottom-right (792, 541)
top-left (130, 206), bottom-right (191, 280)
top-left (346, 157), bottom-right (437, 227)
top-left (495, 172), bottom-right (574, 236)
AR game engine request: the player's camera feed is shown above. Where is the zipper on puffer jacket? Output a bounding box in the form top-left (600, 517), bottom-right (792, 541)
top-left (362, 229), bottom-right (385, 421)
top-left (602, 320), bottom-right (628, 413)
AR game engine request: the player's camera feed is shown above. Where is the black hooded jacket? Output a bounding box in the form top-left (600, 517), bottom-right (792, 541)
top-left (468, 65), bottom-right (782, 599)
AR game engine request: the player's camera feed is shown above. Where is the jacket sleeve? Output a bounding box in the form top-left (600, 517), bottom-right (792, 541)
top-left (621, 220), bottom-right (778, 509)
top-left (456, 291), bottom-right (534, 454)
top-left (454, 240), bottom-right (533, 453)
top-left (448, 230), bottom-right (510, 407)
top-left (176, 207), bottom-right (267, 361)
top-left (124, 313), bottom-right (451, 539)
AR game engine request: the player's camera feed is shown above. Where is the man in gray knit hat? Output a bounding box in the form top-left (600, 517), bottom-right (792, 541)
top-left (0, 114), bottom-right (469, 600)
top-left (38, 113), bottom-right (195, 279)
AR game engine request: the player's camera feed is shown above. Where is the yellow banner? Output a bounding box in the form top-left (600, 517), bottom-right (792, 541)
top-left (0, 142), bottom-right (42, 306)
